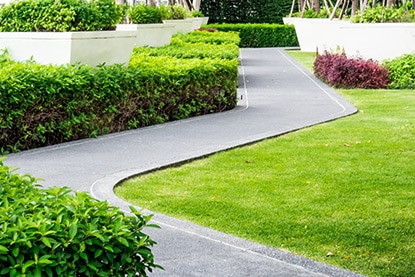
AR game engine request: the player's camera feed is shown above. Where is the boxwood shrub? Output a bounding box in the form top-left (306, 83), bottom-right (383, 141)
top-left (0, 31), bottom-right (239, 153)
top-left (0, 158), bottom-right (160, 276)
top-left (205, 23), bottom-right (299, 48)
top-left (0, 0), bottom-right (123, 32)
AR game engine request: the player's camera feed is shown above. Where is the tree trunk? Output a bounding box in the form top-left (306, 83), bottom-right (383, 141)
top-left (351, 0), bottom-right (358, 16)
top-left (313, 0), bottom-right (320, 14)
top-left (386, 0), bottom-right (396, 6)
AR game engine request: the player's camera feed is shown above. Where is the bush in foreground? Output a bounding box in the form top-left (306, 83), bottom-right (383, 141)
top-left (0, 158), bottom-right (160, 276)
top-left (314, 52), bottom-right (389, 89)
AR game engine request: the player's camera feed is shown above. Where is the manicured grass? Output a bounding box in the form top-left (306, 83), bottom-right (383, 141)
top-left (115, 52), bottom-right (415, 277)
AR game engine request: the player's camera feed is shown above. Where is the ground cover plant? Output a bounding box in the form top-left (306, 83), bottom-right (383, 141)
top-left (0, 31), bottom-right (239, 153)
top-left (0, 158), bottom-right (160, 276)
top-left (115, 51), bottom-right (415, 276)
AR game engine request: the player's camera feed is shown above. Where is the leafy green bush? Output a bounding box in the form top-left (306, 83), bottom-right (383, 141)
top-left (0, 31), bottom-right (239, 153)
top-left (0, 158), bottom-right (160, 276)
top-left (383, 53), bottom-right (415, 89)
top-left (351, 4), bottom-right (415, 23)
top-left (128, 4), bottom-right (163, 24)
top-left (160, 4), bottom-right (190, 20)
top-left (191, 10), bottom-right (204, 17)
top-left (0, 0), bottom-right (123, 32)
top-left (206, 23), bottom-right (299, 48)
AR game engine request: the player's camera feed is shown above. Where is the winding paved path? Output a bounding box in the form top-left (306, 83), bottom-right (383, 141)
top-left (5, 48), bottom-right (363, 276)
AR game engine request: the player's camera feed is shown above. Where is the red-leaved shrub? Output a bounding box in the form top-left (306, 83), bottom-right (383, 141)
top-left (314, 51), bottom-right (389, 89)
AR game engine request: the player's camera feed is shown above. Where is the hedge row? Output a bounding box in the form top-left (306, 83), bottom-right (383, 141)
top-left (205, 23), bottom-right (299, 48)
top-left (0, 158), bottom-right (160, 276)
top-left (0, 31), bottom-right (239, 153)
top-left (200, 0), bottom-right (293, 24)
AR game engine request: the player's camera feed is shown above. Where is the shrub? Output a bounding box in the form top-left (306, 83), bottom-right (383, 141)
top-left (0, 0), bottom-right (123, 32)
top-left (0, 158), bottom-right (160, 276)
top-left (200, 0), bottom-right (292, 24)
top-left (351, 4), bottom-right (415, 23)
top-left (128, 4), bottom-right (163, 24)
top-left (173, 31), bottom-right (241, 46)
top-left (383, 53), bottom-right (415, 89)
top-left (160, 4), bottom-right (190, 20)
top-left (0, 31), bottom-right (239, 153)
top-left (314, 51), bottom-right (389, 89)
top-left (134, 34), bottom-right (240, 60)
top-left (205, 23), bottom-right (298, 48)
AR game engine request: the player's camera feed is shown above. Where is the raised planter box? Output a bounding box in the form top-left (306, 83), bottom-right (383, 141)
top-left (116, 23), bottom-right (175, 47)
top-left (284, 17), bottom-right (415, 61)
top-left (283, 17), bottom-right (350, 53)
top-left (0, 31), bottom-right (136, 66)
top-left (340, 23), bottom-right (415, 61)
top-left (163, 19), bottom-right (194, 34)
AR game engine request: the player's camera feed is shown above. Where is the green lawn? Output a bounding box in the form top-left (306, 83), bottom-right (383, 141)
top-left (115, 51), bottom-right (415, 277)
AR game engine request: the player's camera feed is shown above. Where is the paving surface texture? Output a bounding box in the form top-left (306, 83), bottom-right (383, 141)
top-left (5, 48), bottom-right (365, 276)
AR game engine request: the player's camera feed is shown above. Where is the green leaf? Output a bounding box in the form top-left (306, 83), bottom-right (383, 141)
top-left (69, 223), bottom-right (78, 240)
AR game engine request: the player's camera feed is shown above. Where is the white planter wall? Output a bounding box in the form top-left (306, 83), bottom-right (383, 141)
top-left (285, 18), bottom-right (415, 62)
top-left (283, 18), bottom-right (350, 53)
top-left (340, 23), bottom-right (415, 61)
top-left (0, 31), bottom-right (136, 66)
top-left (117, 23), bottom-right (175, 47)
top-left (163, 19), bottom-right (194, 34)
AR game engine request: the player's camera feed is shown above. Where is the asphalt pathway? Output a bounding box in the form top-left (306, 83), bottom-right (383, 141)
top-left (5, 48), bottom-right (364, 276)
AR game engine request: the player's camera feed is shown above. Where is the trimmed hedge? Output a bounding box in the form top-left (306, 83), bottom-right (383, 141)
top-left (205, 23), bottom-right (298, 48)
top-left (0, 158), bottom-right (160, 276)
top-left (0, 32), bottom-right (239, 153)
top-left (200, 0), bottom-right (292, 24)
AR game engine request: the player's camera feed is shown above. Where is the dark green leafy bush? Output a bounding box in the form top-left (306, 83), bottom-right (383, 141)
top-left (0, 158), bottom-right (160, 276)
top-left (128, 4), bottom-right (163, 24)
top-left (383, 53), bottom-right (415, 89)
top-left (205, 23), bottom-right (298, 48)
top-left (0, 0), bottom-right (123, 32)
top-left (201, 0), bottom-right (292, 24)
top-left (0, 31), bottom-right (239, 153)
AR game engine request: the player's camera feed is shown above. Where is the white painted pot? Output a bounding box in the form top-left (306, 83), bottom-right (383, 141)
top-left (283, 18), bottom-right (350, 53)
top-left (200, 17), bottom-right (209, 25)
top-left (340, 23), bottom-right (415, 62)
top-left (116, 23), bottom-right (175, 47)
top-left (162, 19), bottom-right (194, 34)
top-left (191, 17), bottom-right (204, 30)
top-left (0, 31), bottom-right (136, 66)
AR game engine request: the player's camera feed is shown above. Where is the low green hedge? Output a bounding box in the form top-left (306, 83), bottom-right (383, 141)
top-left (205, 23), bottom-right (299, 48)
top-left (173, 31), bottom-right (241, 46)
top-left (0, 31), bottom-right (239, 153)
top-left (0, 158), bottom-right (160, 276)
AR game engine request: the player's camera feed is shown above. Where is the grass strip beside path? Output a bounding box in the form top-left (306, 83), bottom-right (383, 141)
top-left (115, 51), bottom-right (415, 277)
